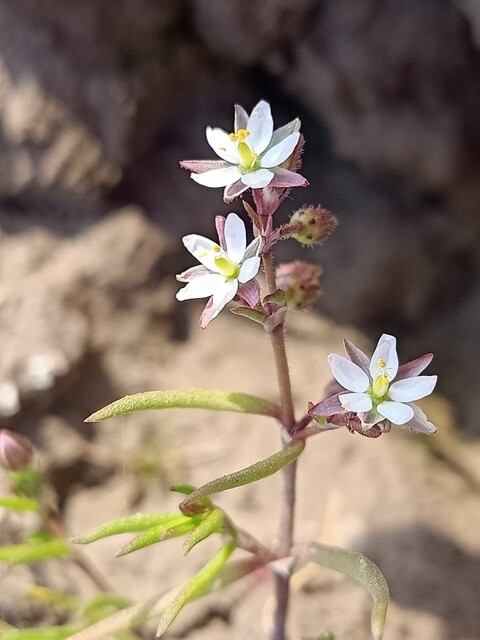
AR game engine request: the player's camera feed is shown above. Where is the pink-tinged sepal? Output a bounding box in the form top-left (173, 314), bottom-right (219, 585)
top-left (179, 159), bottom-right (229, 173)
top-left (402, 404), bottom-right (437, 434)
top-left (343, 339), bottom-right (370, 374)
top-left (396, 353), bottom-right (434, 380)
top-left (223, 180), bottom-right (249, 203)
top-left (237, 278), bottom-right (261, 308)
top-left (308, 393), bottom-right (344, 417)
top-left (270, 167), bottom-right (308, 188)
top-left (215, 215), bottom-right (226, 250)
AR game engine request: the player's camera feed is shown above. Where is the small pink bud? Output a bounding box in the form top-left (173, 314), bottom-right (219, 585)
top-left (276, 261), bottom-right (322, 310)
top-left (0, 429), bottom-right (34, 470)
top-left (286, 205), bottom-right (337, 246)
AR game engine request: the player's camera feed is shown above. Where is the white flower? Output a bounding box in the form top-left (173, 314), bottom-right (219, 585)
top-left (176, 213), bottom-right (261, 328)
top-left (328, 334), bottom-right (437, 428)
top-left (180, 100), bottom-right (308, 202)
top-left (310, 334), bottom-right (438, 434)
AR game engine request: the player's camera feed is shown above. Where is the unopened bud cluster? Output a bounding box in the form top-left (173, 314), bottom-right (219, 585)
top-left (276, 261), bottom-right (322, 310)
top-left (284, 206), bottom-right (337, 246)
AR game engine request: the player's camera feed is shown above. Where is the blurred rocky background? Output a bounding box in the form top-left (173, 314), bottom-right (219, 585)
top-left (0, 0), bottom-right (479, 431)
top-left (1, 1), bottom-right (480, 638)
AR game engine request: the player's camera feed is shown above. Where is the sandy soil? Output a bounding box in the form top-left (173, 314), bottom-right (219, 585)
top-left (56, 310), bottom-right (480, 640)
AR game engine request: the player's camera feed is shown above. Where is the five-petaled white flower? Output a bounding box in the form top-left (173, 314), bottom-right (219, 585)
top-left (176, 213), bottom-right (261, 328)
top-left (310, 334), bottom-right (438, 434)
top-left (180, 100), bottom-right (308, 202)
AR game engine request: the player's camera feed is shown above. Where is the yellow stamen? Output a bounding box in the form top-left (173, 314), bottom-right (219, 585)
top-left (236, 128), bottom-right (250, 142)
top-left (377, 357), bottom-right (386, 369)
top-left (229, 129), bottom-right (251, 143)
top-left (213, 244), bottom-right (221, 253)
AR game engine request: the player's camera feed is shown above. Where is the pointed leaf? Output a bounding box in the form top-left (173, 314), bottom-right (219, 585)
top-left (116, 518), bottom-right (195, 557)
top-left (0, 496), bottom-right (39, 511)
top-left (71, 512), bottom-right (182, 544)
top-left (67, 558), bottom-right (257, 640)
top-left (183, 509), bottom-right (224, 555)
top-left (181, 442), bottom-right (304, 513)
top-left (156, 541), bottom-right (236, 636)
top-left (230, 306), bottom-right (266, 324)
top-left (0, 539), bottom-right (70, 564)
top-left (86, 388), bottom-right (280, 422)
top-left (302, 542), bottom-right (389, 640)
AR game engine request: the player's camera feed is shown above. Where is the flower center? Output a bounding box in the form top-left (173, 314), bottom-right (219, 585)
top-left (211, 246), bottom-right (239, 279)
top-left (228, 129), bottom-right (259, 171)
top-left (371, 374), bottom-right (389, 400)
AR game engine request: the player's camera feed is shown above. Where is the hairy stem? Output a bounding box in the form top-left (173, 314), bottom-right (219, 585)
top-left (262, 249), bottom-right (297, 640)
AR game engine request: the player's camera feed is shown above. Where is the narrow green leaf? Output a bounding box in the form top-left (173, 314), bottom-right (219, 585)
top-left (0, 496), bottom-right (39, 511)
top-left (1, 625), bottom-right (81, 640)
top-left (181, 441), bottom-right (305, 513)
top-left (302, 542), bottom-right (390, 640)
top-left (156, 540), bottom-right (236, 636)
top-left (67, 558), bottom-right (259, 640)
top-left (170, 484), bottom-right (196, 496)
top-left (0, 539), bottom-right (69, 564)
top-left (230, 306), bottom-right (267, 324)
top-left (85, 388), bottom-right (281, 422)
top-left (70, 512), bottom-right (180, 544)
top-left (183, 509), bottom-right (224, 555)
top-left (116, 518), bottom-right (195, 557)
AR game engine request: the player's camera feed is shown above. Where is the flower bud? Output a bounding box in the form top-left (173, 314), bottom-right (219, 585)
top-left (287, 206), bottom-right (337, 246)
top-left (0, 429), bottom-right (33, 470)
top-left (276, 261), bottom-right (322, 310)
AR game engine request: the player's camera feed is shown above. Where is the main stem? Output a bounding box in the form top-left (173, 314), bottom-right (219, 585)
top-left (263, 250), bottom-right (297, 640)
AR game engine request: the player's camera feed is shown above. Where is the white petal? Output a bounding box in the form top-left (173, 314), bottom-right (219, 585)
top-left (176, 274), bottom-right (225, 301)
top-left (370, 334), bottom-right (399, 380)
top-left (234, 104), bottom-right (249, 132)
top-left (182, 234), bottom-right (223, 272)
top-left (241, 169), bottom-right (274, 188)
top-left (327, 354), bottom-right (370, 392)
top-left (260, 132), bottom-right (300, 168)
top-left (247, 101), bottom-right (273, 154)
top-left (208, 280), bottom-right (239, 320)
top-left (388, 375), bottom-right (437, 402)
top-left (238, 256), bottom-right (260, 283)
top-left (224, 213), bottom-right (246, 263)
top-left (377, 401), bottom-right (414, 425)
top-left (244, 236), bottom-right (261, 260)
top-left (267, 118), bottom-right (301, 150)
top-left (206, 127), bottom-right (239, 163)
top-left (192, 165), bottom-right (242, 188)
top-left (339, 392), bottom-right (372, 412)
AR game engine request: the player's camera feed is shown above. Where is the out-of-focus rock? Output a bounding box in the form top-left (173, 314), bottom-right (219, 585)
top-left (0, 0), bottom-right (194, 203)
top-left (0, 207), bottom-right (179, 418)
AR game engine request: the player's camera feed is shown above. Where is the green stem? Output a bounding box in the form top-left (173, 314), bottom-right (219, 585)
top-left (262, 248), bottom-right (297, 640)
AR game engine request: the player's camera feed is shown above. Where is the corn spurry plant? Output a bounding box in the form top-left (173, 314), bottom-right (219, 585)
top-left (67, 100), bottom-right (438, 640)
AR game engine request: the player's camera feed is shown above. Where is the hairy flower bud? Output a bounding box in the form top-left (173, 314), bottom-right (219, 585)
top-left (276, 261), bottom-right (322, 310)
top-left (287, 206), bottom-right (337, 246)
top-left (0, 429), bottom-right (33, 470)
